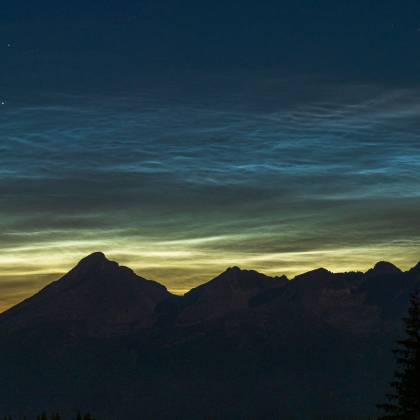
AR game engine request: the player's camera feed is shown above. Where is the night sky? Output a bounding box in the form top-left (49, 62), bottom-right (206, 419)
top-left (1, 0), bottom-right (420, 311)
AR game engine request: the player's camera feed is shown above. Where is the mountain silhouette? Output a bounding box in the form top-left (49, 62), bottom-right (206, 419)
top-left (365, 261), bottom-right (403, 277)
top-left (155, 266), bottom-right (288, 326)
top-left (0, 252), bottom-right (171, 337)
top-left (0, 252), bottom-right (419, 419)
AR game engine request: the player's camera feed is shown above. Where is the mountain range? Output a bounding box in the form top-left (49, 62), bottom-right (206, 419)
top-left (1, 252), bottom-right (419, 419)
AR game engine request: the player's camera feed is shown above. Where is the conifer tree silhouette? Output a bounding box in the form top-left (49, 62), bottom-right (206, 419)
top-left (376, 287), bottom-right (420, 419)
top-left (82, 412), bottom-right (93, 420)
top-left (37, 412), bottom-right (48, 420)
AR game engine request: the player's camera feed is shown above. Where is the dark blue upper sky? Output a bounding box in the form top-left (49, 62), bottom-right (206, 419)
top-left (2, 0), bottom-right (420, 91)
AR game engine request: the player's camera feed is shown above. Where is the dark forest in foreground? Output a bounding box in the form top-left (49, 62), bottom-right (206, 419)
top-left (1, 252), bottom-right (419, 419)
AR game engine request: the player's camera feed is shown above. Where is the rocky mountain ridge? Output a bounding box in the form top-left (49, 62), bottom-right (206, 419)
top-left (0, 253), bottom-right (419, 419)
top-left (1, 253), bottom-right (413, 337)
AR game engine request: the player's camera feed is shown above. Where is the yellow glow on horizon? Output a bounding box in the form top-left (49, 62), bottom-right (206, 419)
top-left (1, 233), bottom-right (419, 312)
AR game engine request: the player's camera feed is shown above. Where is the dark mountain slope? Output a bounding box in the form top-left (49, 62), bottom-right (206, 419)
top-left (155, 266), bottom-right (288, 326)
top-left (0, 254), bottom-right (420, 419)
top-left (0, 252), bottom-right (172, 337)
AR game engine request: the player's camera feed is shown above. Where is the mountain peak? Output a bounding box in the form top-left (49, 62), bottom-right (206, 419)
top-left (172, 266), bottom-right (288, 325)
top-left (57, 251), bottom-right (121, 290)
top-left (81, 251), bottom-right (107, 262)
top-left (409, 260), bottom-right (420, 273)
top-left (0, 252), bottom-right (172, 336)
top-left (75, 251), bottom-right (111, 269)
top-left (293, 267), bottom-right (331, 281)
top-left (367, 261), bottom-right (402, 276)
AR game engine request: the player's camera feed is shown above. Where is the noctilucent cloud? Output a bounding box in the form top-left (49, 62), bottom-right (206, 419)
top-left (1, 77), bottom-right (420, 311)
top-left (1, 0), bottom-right (420, 311)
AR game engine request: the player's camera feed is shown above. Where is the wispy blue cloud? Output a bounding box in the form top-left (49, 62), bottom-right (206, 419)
top-left (0, 78), bottom-right (419, 306)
